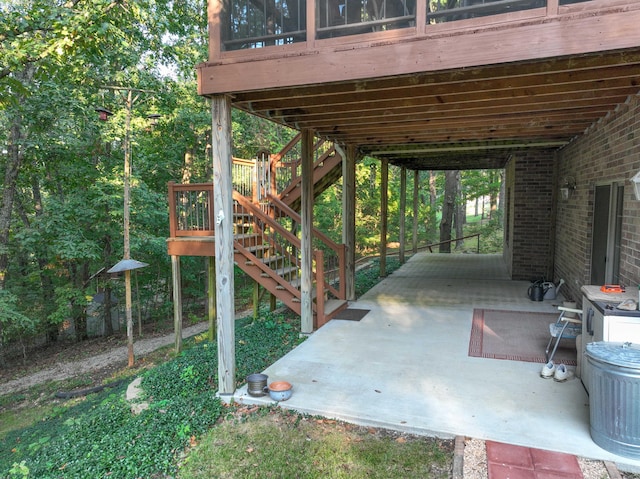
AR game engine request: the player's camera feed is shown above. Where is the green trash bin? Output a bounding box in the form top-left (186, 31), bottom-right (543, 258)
top-left (586, 341), bottom-right (640, 459)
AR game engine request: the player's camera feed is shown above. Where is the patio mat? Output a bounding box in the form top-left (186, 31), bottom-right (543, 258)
top-left (468, 309), bottom-right (577, 365)
top-left (334, 308), bottom-right (370, 321)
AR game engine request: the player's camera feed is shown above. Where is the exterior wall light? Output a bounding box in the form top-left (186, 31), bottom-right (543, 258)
top-left (560, 176), bottom-right (576, 200)
top-left (631, 171), bottom-right (640, 201)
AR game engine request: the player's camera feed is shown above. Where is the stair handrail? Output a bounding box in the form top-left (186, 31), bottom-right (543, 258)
top-left (277, 143), bottom-right (338, 201)
top-left (234, 240), bottom-right (302, 300)
top-left (233, 190), bottom-right (324, 315)
top-left (265, 193), bottom-right (338, 255)
top-left (233, 190), bottom-right (301, 249)
top-left (271, 132), bottom-right (302, 164)
top-left (266, 193), bottom-right (346, 300)
top-left (426, 233), bottom-right (481, 253)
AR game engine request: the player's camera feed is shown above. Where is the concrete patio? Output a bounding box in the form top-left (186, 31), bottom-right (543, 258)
top-left (234, 253), bottom-right (640, 470)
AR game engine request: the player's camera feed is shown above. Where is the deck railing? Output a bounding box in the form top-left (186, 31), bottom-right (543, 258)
top-left (220, 0), bottom-right (593, 51)
top-left (168, 182), bottom-right (215, 237)
top-left (167, 182), bottom-right (346, 302)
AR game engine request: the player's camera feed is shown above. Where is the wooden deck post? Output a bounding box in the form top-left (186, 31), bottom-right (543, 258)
top-left (212, 95), bottom-right (235, 396)
top-left (208, 256), bottom-right (216, 342)
top-left (341, 144), bottom-right (356, 301)
top-left (172, 255), bottom-right (182, 353)
top-left (399, 166), bottom-right (406, 264)
top-left (412, 170), bottom-right (419, 254)
top-left (380, 158), bottom-right (388, 277)
top-left (300, 129), bottom-right (314, 333)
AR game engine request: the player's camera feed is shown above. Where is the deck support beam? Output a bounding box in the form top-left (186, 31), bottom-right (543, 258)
top-left (380, 159), bottom-right (389, 277)
top-left (212, 95), bottom-right (236, 395)
top-left (208, 256), bottom-right (216, 342)
top-left (301, 129), bottom-right (314, 333)
top-left (341, 144), bottom-right (357, 301)
top-left (412, 170), bottom-right (419, 254)
top-left (172, 255), bottom-right (182, 353)
top-left (399, 166), bottom-right (406, 264)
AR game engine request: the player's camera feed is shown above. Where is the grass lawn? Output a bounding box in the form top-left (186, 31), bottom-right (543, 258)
top-left (179, 406), bottom-right (452, 478)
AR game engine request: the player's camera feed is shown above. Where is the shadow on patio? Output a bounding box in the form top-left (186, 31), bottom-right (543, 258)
top-left (234, 252), bottom-right (640, 468)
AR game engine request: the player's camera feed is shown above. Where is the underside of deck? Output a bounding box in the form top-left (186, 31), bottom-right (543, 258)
top-left (198, 0), bottom-right (640, 168)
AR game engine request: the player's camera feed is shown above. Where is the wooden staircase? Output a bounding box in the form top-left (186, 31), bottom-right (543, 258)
top-left (264, 133), bottom-right (344, 211)
top-left (276, 138), bottom-right (344, 211)
top-left (167, 135), bottom-right (348, 329)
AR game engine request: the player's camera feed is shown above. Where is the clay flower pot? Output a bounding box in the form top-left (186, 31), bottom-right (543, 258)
top-left (267, 381), bottom-right (293, 401)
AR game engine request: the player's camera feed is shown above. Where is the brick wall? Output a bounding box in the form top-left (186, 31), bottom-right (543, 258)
top-left (555, 93), bottom-right (640, 304)
top-left (503, 151), bottom-right (556, 281)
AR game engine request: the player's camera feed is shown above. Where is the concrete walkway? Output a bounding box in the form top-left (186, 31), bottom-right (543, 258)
top-left (234, 253), bottom-right (640, 472)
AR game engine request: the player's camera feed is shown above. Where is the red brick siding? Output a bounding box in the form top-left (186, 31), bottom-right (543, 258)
top-left (555, 93), bottom-right (640, 303)
top-left (504, 151), bottom-right (556, 281)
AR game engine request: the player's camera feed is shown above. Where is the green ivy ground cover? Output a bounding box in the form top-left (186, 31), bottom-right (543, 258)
top-left (0, 314), bottom-right (301, 478)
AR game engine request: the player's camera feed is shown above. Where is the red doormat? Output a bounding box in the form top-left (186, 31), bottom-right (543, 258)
top-left (468, 309), bottom-right (577, 365)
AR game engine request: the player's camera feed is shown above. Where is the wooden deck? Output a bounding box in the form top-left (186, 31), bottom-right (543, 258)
top-left (198, 0), bottom-right (640, 168)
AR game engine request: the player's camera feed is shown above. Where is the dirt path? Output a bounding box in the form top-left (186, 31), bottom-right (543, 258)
top-left (0, 322), bottom-right (211, 397)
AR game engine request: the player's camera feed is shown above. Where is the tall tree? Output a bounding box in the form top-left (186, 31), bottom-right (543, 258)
top-left (454, 171), bottom-right (464, 249)
top-left (439, 170), bottom-right (457, 253)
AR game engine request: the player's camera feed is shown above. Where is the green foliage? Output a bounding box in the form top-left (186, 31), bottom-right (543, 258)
top-left (464, 212), bottom-right (504, 254)
top-left (0, 291), bottom-right (36, 344)
top-left (8, 461), bottom-right (29, 478)
top-left (232, 109), bottom-right (297, 159)
top-left (0, 384), bottom-right (224, 478)
top-left (142, 312), bottom-right (302, 401)
top-left (0, 313), bottom-right (301, 478)
top-left (354, 258), bottom-right (402, 298)
top-left (47, 286), bottom-right (90, 329)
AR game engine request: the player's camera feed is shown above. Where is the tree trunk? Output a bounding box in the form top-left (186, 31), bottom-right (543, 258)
top-left (498, 171), bottom-right (505, 225)
top-left (72, 262), bottom-right (90, 342)
top-left (31, 176), bottom-right (59, 341)
top-left (489, 171), bottom-right (498, 218)
top-left (0, 120), bottom-right (25, 290)
top-left (455, 171), bottom-right (464, 249)
top-left (104, 284), bottom-right (114, 336)
top-left (103, 228), bottom-right (114, 336)
top-left (15, 181), bottom-right (59, 342)
top-left (429, 170), bottom-right (436, 207)
top-left (0, 67), bottom-right (35, 363)
top-left (182, 148), bottom-right (194, 183)
top-left (439, 170), bottom-right (457, 253)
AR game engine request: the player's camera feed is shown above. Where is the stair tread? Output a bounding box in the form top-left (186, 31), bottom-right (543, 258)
top-left (324, 299), bottom-right (348, 316)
